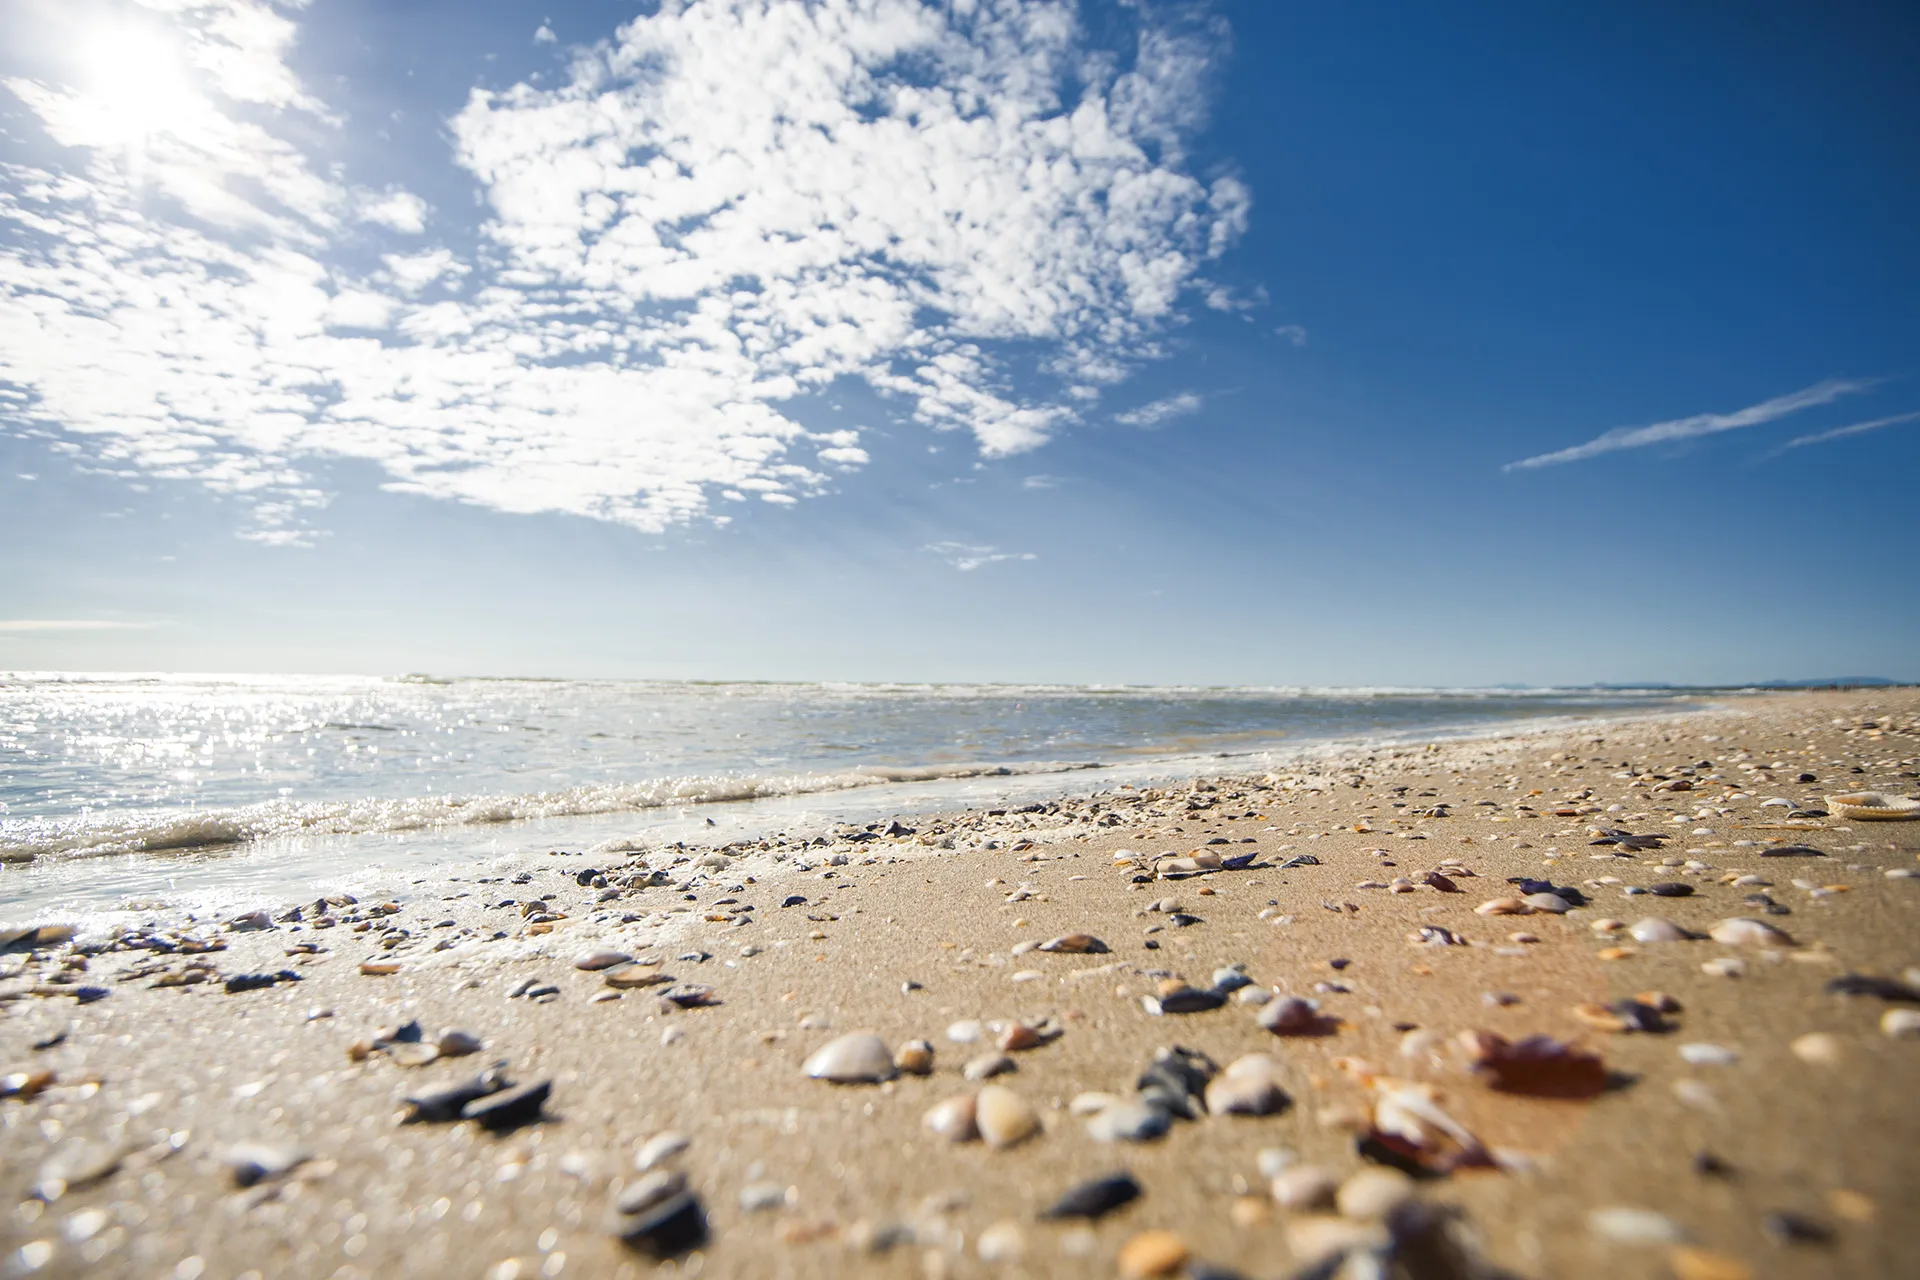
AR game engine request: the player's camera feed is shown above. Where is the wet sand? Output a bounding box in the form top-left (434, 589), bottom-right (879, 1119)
top-left (4, 688), bottom-right (1919, 1280)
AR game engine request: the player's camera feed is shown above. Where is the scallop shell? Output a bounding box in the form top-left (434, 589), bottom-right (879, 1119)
top-left (1825, 792), bottom-right (1920, 821)
top-left (802, 1033), bottom-right (898, 1083)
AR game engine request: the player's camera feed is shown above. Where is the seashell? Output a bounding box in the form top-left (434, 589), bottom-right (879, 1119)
top-left (1258, 995), bottom-right (1325, 1035)
top-left (1881, 1009), bottom-right (1920, 1039)
top-left (1070, 1091), bottom-right (1124, 1115)
top-left (893, 1038), bottom-right (935, 1075)
top-left (998, 1023), bottom-right (1042, 1051)
top-left (462, 1080), bottom-right (551, 1132)
top-left (1156, 986), bottom-right (1226, 1014)
top-left (660, 983), bottom-right (718, 1008)
top-left (1790, 1032), bottom-right (1842, 1066)
top-left (1038, 933), bottom-right (1109, 954)
top-left (1588, 1207), bottom-right (1686, 1245)
top-left (975, 1084), bottom-right (1040, 1147)
top-left (609, 1169), bottom-right (707, 1258)
top-left (401, 1066), bottom-right (511, 1123)
top-left (1521, 892), bottom-right (1573, 914)
top-left (1270, 1164), bottom-right (1338, 1210)
top-left (1117, 1230), bottom-right (1189, 1278)
top-left (911, 1095), bottom-right (978, 1149)
top-left (964, 1052), bottom-right (1017, 1081)
top-left (1204, 1054), bottom-right (1291, 1117)
top-left (1459, 1030), bottom-right (1607, 1098)
top-left (387, 1042), bottom-right (440, 1067)
top-left (220, 1142), bottom-right (309, 1188)
top-left (603, 962), bottom-right (669, 989)
top-left (1085, 1098), bottom-right (1172, 1143)
top-left (1475, 897), bottom-right (1531, 916)
top-left (1824, 792), bottom-right (1920, 821)
top-left (803, 1033), bottom-right (898, 1083)
top-left (1285, 1217), bottom-right (1390, 1267)
top-left (1335, 1167), bottom-right (1414, 1220)
top-left (1708, 918), bottom-right (1793, 947)
top-left (436, 1029), bottom-right (483, 1057)
top-left (1040, 1171), bottom-right (1142, 1220)
top-left (946, 1019), bottom-right (983, 1043)
top-left (635, 1131), bottom-right (691, 1170)
top-left (1629, 918), bottom-right (1690, 944)
top-left (574, 950), bottom-right (632, 971)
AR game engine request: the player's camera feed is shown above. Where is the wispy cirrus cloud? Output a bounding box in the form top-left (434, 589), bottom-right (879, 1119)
top-left (924, 542), bottom-right (1037, 572)
top-left (1503, 378), bottom-right (1879, 471)
top-left (0, 0), bottom-right (1249, 542)
top-left (1764, 410), bottom-right (1920, 459)
top-left (1115, 390), bottom-right (1204, 428)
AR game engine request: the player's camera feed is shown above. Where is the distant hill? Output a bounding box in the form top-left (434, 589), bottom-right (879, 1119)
top-left (1751, 677), bottom-right (1899, 689)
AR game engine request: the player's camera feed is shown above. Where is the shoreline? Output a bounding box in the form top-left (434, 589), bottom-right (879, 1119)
top-left (2, 691), bottom-right (1745, 919)
top-left (3, 687), bottom-right (1919, 1278)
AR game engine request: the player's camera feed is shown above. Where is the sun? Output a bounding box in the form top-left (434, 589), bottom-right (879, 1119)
top-left (70, 19), bottom-right (208, 155)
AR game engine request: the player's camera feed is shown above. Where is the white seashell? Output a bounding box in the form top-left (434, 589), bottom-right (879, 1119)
top-left (1069, 1091), bottom-right (1123, 1116)
top-left (1708, 918), bottom-right (1793, 947)
top-left (946, 1019), bottom-right (983, 1043)
top-left (573, 949), bottom-right (632, 971)
top-left (1825, 792), bottom-right (1920, 821)
top-left (1587, 1207), bottom-right (1685, 1245)
top-left (1881, 1009), bottom-right (1920, 1039)
top-left (1521, 892), bottom-right (1572, 914)
top-left (634, 1131), bottom-right (690, 1170)
top-left (975, 1085), bottom-right (1040, 1147)
top-left (803, 1033), bottom-right (898, 1083)
top-left (922, 1094), bottom-right (979, 1142)
top-left (1204, 1054), bottom-right (1290, 1117)
top-left (1628, 918), bottom-right (1689, 944)
top-left (1677, 1043), bottom-right (1737, 1066)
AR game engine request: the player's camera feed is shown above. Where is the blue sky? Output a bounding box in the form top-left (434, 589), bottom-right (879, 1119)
top-left (2, 0), bottom-right (1916, 685)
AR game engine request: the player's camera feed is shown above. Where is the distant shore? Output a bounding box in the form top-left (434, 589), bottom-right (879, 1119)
top-left (4, 687), bottom-right (1918, 1279)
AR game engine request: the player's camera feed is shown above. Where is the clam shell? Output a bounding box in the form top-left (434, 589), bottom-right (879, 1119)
top-left (603, 962), bottom-right (669, 989)
top-left (923, 1094), bottom-right (980, 1142)
top-left (975, 1084), bottom-right (1040, 1147)
top-left (893, 1039), bottom-right (935, 1075)
top-left (803, 1033), bottom-right (898, 1083)
top-left (1628, 918), bottom-right (1689, 944)
top-left (1708, 918), bottom-right (1794, 947)
top-left (574, 949), bottom-right (633, 971)
top-left (1826, 792), bottom-right (1920, 821)
top-left (1038, 933), bottom-right (1109, 954)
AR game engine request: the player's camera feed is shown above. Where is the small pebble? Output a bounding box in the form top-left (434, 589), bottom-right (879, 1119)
top-left (1085, 1099), bottom-right (1173, 1143)
top-left (1335, 1167), bottom-right (1414, 1220)
top-left (1588, 1206), bottom-right (1686, 1245)
top-left (1270, 1165), bottom-right (1338, 1210)
top-left (1039, 1172), bottom-right (1142, 1220)
top-left (1790, 1033), bottom-right (1842, 1066)
top-left (977, 1220), bottom-right (1025, 1263)
top-left (894, 1039), bottom-right (935, 1074)
top-left (1117, 1229), bottom-right (1188, 1278)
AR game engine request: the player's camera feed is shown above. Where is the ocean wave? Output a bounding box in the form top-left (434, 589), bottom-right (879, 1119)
top-left (0, 759), bottom-right (1102, 864)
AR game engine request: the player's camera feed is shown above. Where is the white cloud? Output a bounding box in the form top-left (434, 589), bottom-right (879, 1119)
top-left (1115, 389), bottom-right (1202, 427)
top-left (1768, 409), bottom-right (1920, 457)
top-left (924, 541), bottom-right (1038, 571)
top-left (1505, 378), bottom-right (1879, 471)
top-left (534, 23), bottom-right (557, 44)
top-left (356, 187), bottom-right (429, 234)
top-left (1021, 474), bottom-right (1058, 489)
top-left (0, 0), bottom-right (1246, 540)
top-left (1274, 323), bottom-right (1307, 346)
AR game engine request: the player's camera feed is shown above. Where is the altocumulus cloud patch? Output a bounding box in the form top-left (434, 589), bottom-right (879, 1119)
top-left (0, 0), bottom-right (1248, 542)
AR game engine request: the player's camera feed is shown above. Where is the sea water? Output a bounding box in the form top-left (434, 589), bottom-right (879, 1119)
top-left (0, 673), bottom-right (1707, 918)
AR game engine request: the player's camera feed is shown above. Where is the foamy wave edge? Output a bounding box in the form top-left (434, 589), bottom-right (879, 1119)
top-left (0, 760), bottom-right (1103, 864)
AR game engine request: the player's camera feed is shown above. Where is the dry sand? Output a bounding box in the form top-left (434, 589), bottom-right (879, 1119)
top-left (4, 689), bottom-right (1920, 1280)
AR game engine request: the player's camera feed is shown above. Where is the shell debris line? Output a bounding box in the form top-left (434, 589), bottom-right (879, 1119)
top-left (0, 689), bottom-right (1917, 1277)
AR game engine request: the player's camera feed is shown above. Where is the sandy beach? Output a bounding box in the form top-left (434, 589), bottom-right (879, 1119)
top-left (4, 688), bottom-right (1919, 1280)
